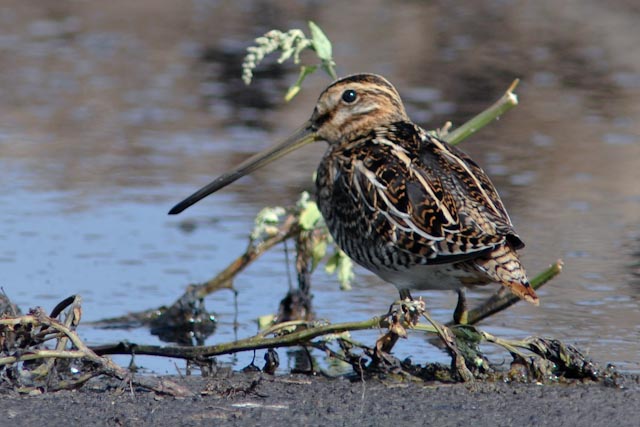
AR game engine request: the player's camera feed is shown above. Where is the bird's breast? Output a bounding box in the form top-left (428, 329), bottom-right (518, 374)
top-left (315, 150), bottom-right (411, 274)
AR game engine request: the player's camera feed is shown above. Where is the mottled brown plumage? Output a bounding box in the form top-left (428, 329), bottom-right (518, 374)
top-left (170, 73), bottom-right (538, 306)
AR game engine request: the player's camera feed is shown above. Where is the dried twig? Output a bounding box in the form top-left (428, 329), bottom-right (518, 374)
top-left (0, 298), bottom-right (193, 396)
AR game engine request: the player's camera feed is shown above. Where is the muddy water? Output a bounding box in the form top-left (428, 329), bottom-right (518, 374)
top-left (0, 0), bottom-right (638, 373)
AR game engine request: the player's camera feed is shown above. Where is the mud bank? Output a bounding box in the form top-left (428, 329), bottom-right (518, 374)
top-left (1, 371), bottom-right (638, 427)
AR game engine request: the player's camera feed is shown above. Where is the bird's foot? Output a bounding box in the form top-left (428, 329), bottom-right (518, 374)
top-left (376, 296), bottom-right (424, 354)
top-left (390, 296), bottom-right (425, 325)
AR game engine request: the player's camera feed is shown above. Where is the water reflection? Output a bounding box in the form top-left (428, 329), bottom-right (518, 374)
top-left (200, 43), bottom-right (290, 129)
top-left (0, 0), bottom-right (638, 373)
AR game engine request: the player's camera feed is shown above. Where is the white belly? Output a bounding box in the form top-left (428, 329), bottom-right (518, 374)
top-left (375, 263), bottom-right (482, 291)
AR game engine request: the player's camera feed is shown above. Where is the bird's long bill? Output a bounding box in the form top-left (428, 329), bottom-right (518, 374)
top-left (168, 123), bottom-right (318, 215)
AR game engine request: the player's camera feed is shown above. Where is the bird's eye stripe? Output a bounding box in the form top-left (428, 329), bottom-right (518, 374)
top-left (313, 110), bottom-right (334, 127)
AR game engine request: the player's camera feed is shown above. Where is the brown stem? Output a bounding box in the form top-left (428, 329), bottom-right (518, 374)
top-left (198, 214), bottom-right (299, 298)
top-left (93, 317), bottom-right (389, 360)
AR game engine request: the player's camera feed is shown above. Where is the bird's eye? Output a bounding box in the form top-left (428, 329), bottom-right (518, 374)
top-left (341, 89), bottom-right (357, 103)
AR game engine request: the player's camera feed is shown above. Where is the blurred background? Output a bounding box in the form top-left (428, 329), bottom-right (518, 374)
top-left (0, 0), bottom-right (638, 373)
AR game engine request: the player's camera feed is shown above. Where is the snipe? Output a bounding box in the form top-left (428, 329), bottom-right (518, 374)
top-left (170, 74), bottom-right (538, 363)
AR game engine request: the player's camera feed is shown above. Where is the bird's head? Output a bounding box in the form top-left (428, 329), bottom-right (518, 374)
top-left (169, 73), bottom-right (407, 214)
top-left (311, 74), bottom-right (408, 144)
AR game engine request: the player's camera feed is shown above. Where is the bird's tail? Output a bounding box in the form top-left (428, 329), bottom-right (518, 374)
top-left (474, 243), bottom-right (539, 306)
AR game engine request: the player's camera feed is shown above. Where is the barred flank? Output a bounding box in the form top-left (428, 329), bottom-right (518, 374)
top-left (474, 244), bottom-right (539, 305)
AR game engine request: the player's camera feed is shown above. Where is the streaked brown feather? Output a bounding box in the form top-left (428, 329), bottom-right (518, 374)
top-left (323, 122), bottom-right (517, 261)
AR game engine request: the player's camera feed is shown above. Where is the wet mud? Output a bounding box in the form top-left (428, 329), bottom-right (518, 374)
top-left (1, 371), bottom-right (638, 427)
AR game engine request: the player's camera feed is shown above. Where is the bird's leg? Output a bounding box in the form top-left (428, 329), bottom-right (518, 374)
top-left (386, 288), bottom-right (412, 316)
top-left (453, 288), bottom-right (468, 325)
top-left (399, 288), bottom-right (412, 300)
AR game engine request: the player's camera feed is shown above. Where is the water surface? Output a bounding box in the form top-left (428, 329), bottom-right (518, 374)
top-left (1, 0), bottom-right (638, 373)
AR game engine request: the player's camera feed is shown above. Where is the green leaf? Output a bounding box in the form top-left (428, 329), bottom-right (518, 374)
top-left (451, 325), bottom-right (484, 343)
top-left (325, 250), bottom-right (353, 290)
top-left (260, 207), bottom-right (285, 225)
top-left (310, 239), bottom-right (327, 271)
top-left (321, 60), bottom-right (337, 80)
top-left (251, 206), bottom-right (286, 241)
top-left (298, 200), bottom-right (322, 230)
top-left (284, 65), bottom-right (317, 102)
top-left (284, 85), bottom-right (301, 102)
top-left (325, 252), bottom-right (338, 274)
top-left (336, 255), bottom-right (353, 291)
top-left (257, 314), bottom-right (275, 330)
top-left (308, 21), bottom-right (332, 62)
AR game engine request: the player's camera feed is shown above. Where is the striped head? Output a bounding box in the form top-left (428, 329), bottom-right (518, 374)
top-left (311, 74), bottom-right (409, 144)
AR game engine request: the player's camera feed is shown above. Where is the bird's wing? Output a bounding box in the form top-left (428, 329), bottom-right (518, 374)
top-left (349, 123), bottom-right (523, 263)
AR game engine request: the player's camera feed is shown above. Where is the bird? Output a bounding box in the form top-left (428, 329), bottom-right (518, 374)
top-left (169, 73), bottom-right (538, 325)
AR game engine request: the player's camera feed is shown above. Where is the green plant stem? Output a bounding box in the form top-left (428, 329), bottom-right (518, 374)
top-left (94, 315), bottom-right (437, 360)
top-left (480, 331), bottom-right (531, 358)
top-left (444, 79), bottom-right (520, 146)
